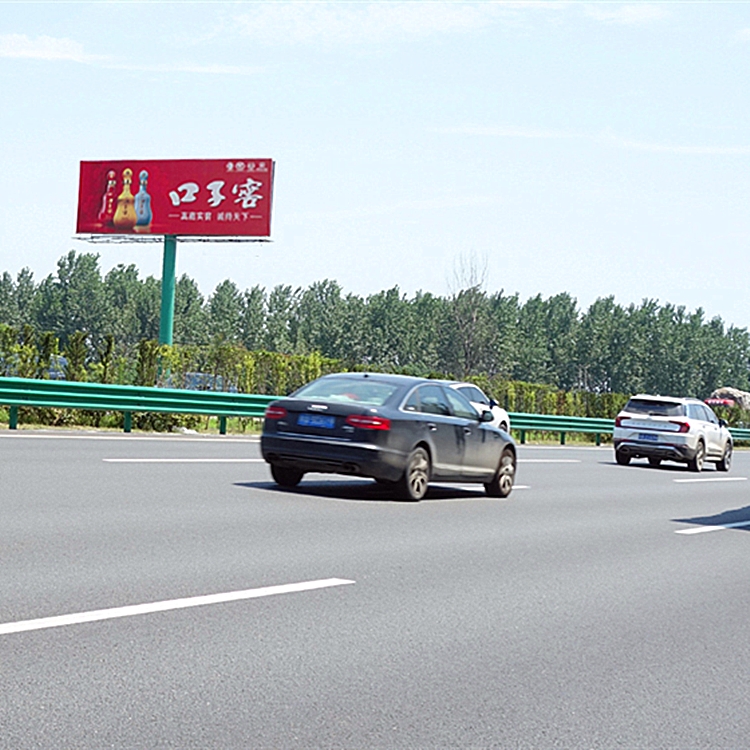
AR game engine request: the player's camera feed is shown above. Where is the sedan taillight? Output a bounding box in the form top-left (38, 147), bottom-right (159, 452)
top-left (264, 406), bottom-right (288, 420)
top-left (345, 414), bottom-right (391, 431)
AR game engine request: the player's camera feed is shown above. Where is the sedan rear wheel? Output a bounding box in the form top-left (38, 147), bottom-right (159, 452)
top-left (395, 447), bottom-right (430, 501)
top-left (688, 441), bottom-right (705, 473)
top-left (485, 448), bottom-right (516, 498)
top-left (270, 464), bottom-right (304, 488)
top-left (716, 441), bottom-right (733, 472)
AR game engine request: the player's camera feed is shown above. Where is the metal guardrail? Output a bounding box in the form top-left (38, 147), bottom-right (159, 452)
top-left (2, 377), bottom-right (750, 442)
top-left (0, 377), bottom-right (276, 434)
top-left (509, 412), bottom-right (750, 444)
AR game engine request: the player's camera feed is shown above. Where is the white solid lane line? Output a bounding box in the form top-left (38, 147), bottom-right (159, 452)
top-left (0, 433), bottom-right (259, 443)
top-left (518, 459), bottom-right (581, 463)
top-left (104, 458), bottom-right (265, 463)
top-left (0, 578), bottom-right (355, 637)
top-left (673, 477), bottom-right (747, 483)
top-left (675, 521), bottom-right (750, 535)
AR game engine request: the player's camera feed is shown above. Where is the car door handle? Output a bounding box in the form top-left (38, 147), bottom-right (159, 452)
top-left (426, 423), bottom-right (438, 431)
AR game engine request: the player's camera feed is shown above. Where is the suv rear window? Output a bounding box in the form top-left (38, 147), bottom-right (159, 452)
top-left (624, 399), bottom-right (685, 417)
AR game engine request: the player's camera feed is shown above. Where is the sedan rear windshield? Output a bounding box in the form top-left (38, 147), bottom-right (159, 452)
top-left (624, 399), bottom-right (685, 417)
top-left (292, 378), bottom-right (399, 406)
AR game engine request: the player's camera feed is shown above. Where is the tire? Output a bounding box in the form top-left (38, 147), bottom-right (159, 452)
top-left (485, 448), bottom-right (516, 498)
top-left (716, 441), bottom-right (733, 472)
top-left (270, 464), bottom-right (303, 488)
top-left (648, 457), bottom-right (661, 468)
top-left (688, 441), bottom-right (705, 473)
top-left (395, 447), bottom-right (430, 501)
top-left (615, 450), bottom-right (630, 466)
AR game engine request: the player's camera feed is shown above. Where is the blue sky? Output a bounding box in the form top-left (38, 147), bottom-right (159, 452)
top-left (1, 1), bottom-right (749, 327)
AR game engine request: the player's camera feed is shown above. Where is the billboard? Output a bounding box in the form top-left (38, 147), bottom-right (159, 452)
top-left (77, 159), bottom-right (274, 237)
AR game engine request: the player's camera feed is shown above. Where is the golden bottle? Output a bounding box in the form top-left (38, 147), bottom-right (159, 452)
top-left (113, 168), bottom-right (137, 231)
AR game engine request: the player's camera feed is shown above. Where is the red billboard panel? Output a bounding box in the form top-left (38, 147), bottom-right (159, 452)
top-left (77, 159), bottom-right (274, 237)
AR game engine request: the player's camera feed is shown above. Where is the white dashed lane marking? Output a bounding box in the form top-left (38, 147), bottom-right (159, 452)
top-left (676, 522), bottom-right (750, 535)
top-left (104, 458), bottom-right (265, 463)
top-left (673, 477), bottom-right (747, 483)
top-left (0, 579), bottom-right (355, 636)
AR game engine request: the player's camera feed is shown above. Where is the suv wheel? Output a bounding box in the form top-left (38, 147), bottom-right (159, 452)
top-left (688, 441), bottom-right (705, 473)
top-left (615, 449), bottom-right (630, 466)
top-left (716, 442), bottom-right (732, 472)
top-left (648, 457), bottom-right (661, 467)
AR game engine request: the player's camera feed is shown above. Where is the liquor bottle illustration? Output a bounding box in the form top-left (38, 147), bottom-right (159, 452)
top-left (112, 168), bottom-right (137, 231)
top-left (134, 170), bottom-right (153, 233)
top-left (97, 170), bottom-right (117, 226)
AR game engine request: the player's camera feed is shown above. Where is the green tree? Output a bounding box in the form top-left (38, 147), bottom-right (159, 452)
top-left (240, 285), bottom-right (266, 351)
top-left (174, 274), bottom-right (208, 345)
top-left (207, 279), bottom-right (243, 343)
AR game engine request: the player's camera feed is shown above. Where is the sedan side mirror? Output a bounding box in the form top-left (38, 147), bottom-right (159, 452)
top-left (480, 409), bottom-right (494, 423)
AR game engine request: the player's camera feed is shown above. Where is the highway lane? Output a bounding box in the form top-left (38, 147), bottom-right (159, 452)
top-left (1, 431), bottom-right (750, 748)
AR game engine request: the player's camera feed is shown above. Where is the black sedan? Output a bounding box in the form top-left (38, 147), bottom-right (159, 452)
top-left (261, 372), bottom-right (516, 501)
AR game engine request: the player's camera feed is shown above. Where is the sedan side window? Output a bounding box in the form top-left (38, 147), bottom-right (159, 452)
top-left (444, 388), bottom-right (480, 420)
top-left (416, 385), bottom-right (451, 416)
top-left (403, 390), bottom-right (420, 412)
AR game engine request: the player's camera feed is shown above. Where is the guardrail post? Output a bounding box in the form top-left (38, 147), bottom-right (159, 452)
top-left (219, 416), bottom-right (227, 435)
top-left (123, 412), bottom-right (132, 433)
top-left (520, 429), bottom-right (526, 445)
top-left (9, 405), bottom-right (18, 430)
top-left (595, 433), bottom-right (601, 446)
top-left (560, 431), bottom-right (566, 445)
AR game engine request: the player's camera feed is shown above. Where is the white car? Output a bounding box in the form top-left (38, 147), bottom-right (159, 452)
top-left (446, 382), bottom-right (511, 433)
top-left (613, 394), bottom-right (732, 472)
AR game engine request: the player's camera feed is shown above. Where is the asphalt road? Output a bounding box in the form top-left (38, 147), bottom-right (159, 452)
top-left (1, 430), bottom-right (750, 749)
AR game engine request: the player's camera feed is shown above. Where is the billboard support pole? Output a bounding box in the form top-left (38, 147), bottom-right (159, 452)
top-left (159, 234), bottom-right (177, 346)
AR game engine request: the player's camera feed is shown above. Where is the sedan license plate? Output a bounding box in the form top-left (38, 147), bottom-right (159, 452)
top-left (298, 413), bottom-right (336, 429)
top-left (638, 433), bottom-right (659, 442)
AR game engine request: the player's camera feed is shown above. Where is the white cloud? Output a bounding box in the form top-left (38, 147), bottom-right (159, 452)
top-left (103, 62), bottom-right (260, 76)
top-left (583, 3), bottom-right (669, 25)
top-left (0, 33), bottom-right (94, 62)
top-left (600, 134), bottom-right (750, 155)
top-left (435, 125), bottom-right (580, 139)
top-left (0, 33), bottom-right (258, 75)
top-left (232, 1), bottom-right (564, 45)
top-left (438, 124), bottom-right (750, 154)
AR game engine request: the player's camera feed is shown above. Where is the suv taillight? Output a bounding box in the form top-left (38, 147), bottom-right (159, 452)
top-left (345, 414), bottom-right (391, 431)
top-left (264, 406), bottom-right (288, 420)
top-left (615, 416), bottom-right (623, 428)
top-left (670, 421), bottom-right (690, 433)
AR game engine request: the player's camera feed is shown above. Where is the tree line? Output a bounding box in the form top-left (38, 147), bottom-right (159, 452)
top-left (1, 250), bottom-right (749, 399)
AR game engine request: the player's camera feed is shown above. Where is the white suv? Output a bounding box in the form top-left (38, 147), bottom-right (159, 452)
top-left (445, 382), bottom-right (511, 433)
top-left (613, 394), bottom-right (732, 472)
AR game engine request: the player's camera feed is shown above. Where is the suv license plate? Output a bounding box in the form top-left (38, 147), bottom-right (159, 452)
top-left (638, 433), bottom-right (659, 442)
top-left (298, 413), bottom-right (336, 429)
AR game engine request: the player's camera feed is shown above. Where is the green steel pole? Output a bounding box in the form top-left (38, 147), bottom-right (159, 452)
top-left (159, 235), bottom-right (177, 345)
